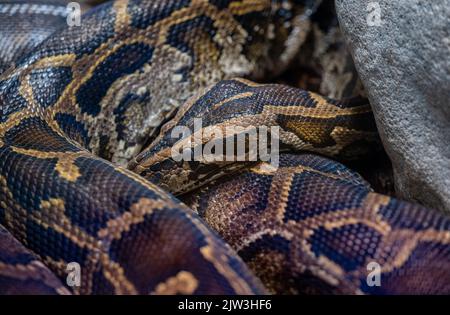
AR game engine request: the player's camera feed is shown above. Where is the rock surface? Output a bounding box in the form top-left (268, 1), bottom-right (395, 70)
top-left (336, 0), bottom-right (450, 212)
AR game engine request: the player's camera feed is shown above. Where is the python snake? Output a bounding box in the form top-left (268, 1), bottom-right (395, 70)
top-left (0, 0), bottom-right (449, 295)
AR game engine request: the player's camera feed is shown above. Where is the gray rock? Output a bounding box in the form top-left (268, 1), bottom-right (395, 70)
top-left (335, 0), bottom-right (450, 212)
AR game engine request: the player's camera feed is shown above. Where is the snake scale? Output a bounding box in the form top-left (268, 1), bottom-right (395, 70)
top-left (0, 0), bottom-right (449, 294)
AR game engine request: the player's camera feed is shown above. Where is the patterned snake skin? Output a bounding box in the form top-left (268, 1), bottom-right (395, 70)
top-left (0, 0), bottom-right (68, 74)
top-left (130, 78), bottom-right (378, 194)
top-left (0, 0), bottom-right (449, 295)
top-left (184, 154), bottom-right (450, 294)
top-left (0, 224), bottom-right (71, 294)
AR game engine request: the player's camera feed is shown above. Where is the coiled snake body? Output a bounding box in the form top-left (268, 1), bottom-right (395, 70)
top-left (0, 0), bottom-right (449, 294)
